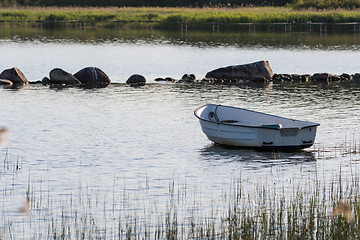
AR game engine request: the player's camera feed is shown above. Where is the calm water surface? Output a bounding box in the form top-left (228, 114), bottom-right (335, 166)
top-left (1, 28), bottom-right (360, 81)
top-left (1, 28), bottom-right (360, 238)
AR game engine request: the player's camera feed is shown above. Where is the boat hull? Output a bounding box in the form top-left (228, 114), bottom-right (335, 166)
top-left (195, 104), bottom-right (319, 150)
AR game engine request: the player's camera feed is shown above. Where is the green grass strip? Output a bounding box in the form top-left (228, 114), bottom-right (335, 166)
top-left (0, 7), bottom-right (359, 26)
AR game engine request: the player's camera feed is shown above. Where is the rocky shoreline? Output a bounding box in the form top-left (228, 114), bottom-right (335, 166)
top-left (0, 61), bottom-right (360, 89)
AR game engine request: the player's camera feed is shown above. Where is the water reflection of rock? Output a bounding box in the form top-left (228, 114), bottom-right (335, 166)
top-left (199, 144), bottom-right (316, 170)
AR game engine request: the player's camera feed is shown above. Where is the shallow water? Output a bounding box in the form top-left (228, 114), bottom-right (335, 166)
top-left (1, 28), bottom-right (360, 238)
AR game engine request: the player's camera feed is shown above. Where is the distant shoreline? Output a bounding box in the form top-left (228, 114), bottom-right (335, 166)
top-left (0, 7), bottom-right (360, 30)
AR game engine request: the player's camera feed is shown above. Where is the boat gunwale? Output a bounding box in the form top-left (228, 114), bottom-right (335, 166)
top-left (194, 104), bottom-right (320, 130)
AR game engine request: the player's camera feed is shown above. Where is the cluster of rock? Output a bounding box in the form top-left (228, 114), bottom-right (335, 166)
top-left (273, 72), bottom-right (360, 83)
top-left (0, 67), bottom-right (149, 88)
top-left (1, 61), bottom-right (359, 89)
top-left (153, 61), bottom-right (360, 86)
top-left (0, 67), bottom-right (111, 88)
top-left (43, 67), bottom-right (111, 88)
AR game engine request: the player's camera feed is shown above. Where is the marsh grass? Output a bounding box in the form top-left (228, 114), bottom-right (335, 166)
top-left (2, 166), bottom-right (360, 238)
top-left (2, 143), bottom-right (360, 239)
top-left (0, 7), bottom-right (360, 29)
top-left (2, 148), bottom-right (22, 172)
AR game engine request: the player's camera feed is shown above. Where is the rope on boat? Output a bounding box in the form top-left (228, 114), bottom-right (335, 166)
top-left (208, 105), bottom-right (220, 122)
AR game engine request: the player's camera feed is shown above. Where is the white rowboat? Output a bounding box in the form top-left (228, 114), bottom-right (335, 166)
top-left (194, 104), bottom-right (319, 150)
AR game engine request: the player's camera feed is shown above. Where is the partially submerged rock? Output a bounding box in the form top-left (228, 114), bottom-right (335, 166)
top-left (179, 74), bottom-right (196, 83)
top-left (154, 77), bottom-right (166, 82)
top-left (272, 74), bottom-right (310, 83)
top-left (311, 73), bottom-right (331, 82)
top-left (154, 77), bottom-right (177, 82)
top-left (74, 67), bottom-right (111, 88)
top-left (49, 68), bottom-right (80, 85)
top-left (205, 60), bottom-right (273, 81)
top-left (341, 73), bottom-right (352, 81)
top-left (41, 77), bottom-right (51, 85)
top-left (165, 77), bottom-right (176, 82)
top-left (352, 73), bottom-right (360, 81)
top-left (0, 67), bottom-right (28, 85)
top-left (126, 74), bottom-right (146, 87)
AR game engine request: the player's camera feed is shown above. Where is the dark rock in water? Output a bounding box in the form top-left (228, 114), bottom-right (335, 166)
top-left (272, 73), bottom-right (292, 82)
top-left (126, 74), bottom-right (146, 87)
top-left (291, 74), bottom-right (301, 82)
top-left (181, 74), bottom-right (196, 83)
top-left (282, 74), bottom-right (292, 81)
top-left (165, 77), bottom-right (176, 82)
top-left (154, 78), bottom-right (166, 82)
top-left (273, 73), bottom-right (311, 83)
top-left (0, 67), bottom-right (28, 85)
top-left (301, 74), bottom-right (311, 82)
top-left (50, 68), bottom-right (80, 85)
top-left (352, 73), bottom-right (360, 81)
top-left (28, 80), bottom-right (43, 84)
top-left (74, 67), bottom-right (111, 88)
top-left (272, 74), bottom-right (283, 83)
top-left (331, 75), bottom-right (341, 82)
top-left (42, 77), bottom-right (51, 85)
top-left (340, 73), bottom-right (352, 81)
top-left (312, 73), bottom-right (331, 82)
top-left (155, 77), bottom-right (176, 83)
top-left (205, 60), bottom-right (273, 81)
top-left (0, 79), bottom-right (13, 87)
top-left (201, 77), bottom-right (214, 84)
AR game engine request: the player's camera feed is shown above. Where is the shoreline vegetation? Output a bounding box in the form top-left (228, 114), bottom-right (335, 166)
top-left (1, 7), bottom-right (360, 30)
top-left (2, 148), bottom-right (360, 239)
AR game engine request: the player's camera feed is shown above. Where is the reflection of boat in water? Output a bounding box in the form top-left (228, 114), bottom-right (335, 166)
top-left (199, 144), bottom-right (316, 167)
top-left (194, 104), bottom-right (319, 151)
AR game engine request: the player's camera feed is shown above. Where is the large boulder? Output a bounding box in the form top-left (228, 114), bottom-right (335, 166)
top-left (49, 68), bottom-right (80, 85)
top-left (126, 74), bottom-right (146, 87)
top-left (0, 67), bottom-right (28, 85)
top-left (74, 67), bottom-right (111, 87)
top-left (205, 61), bottom-right (273, 81)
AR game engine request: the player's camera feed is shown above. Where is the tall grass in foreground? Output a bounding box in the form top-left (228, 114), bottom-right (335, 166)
top-left (1, 153), bottom-right (360, 239)
top-left (33, 177), bottom-right (360, 239)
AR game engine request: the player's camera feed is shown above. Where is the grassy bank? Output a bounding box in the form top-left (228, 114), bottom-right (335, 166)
top-left (0, 7), bottom-right (360, 29)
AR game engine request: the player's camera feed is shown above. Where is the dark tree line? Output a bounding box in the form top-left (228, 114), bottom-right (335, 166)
top-left (1, 0), bottom-right (292, 7)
